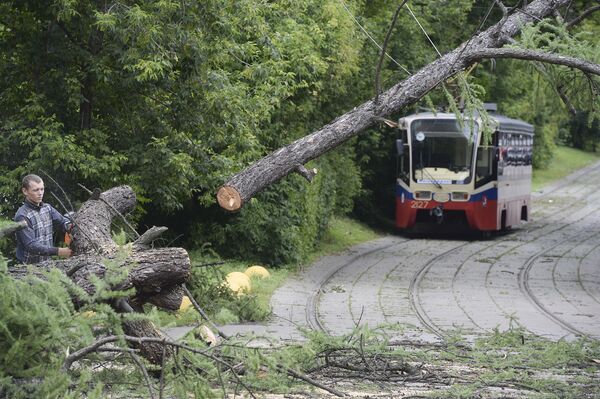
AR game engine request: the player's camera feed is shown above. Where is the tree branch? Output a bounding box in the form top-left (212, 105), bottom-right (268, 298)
top-left (466, 48), bottom-right (600, 76)
top-left (132, 226), bottom-right (168, 250)
top-left (0, 220), bottom-right (27, 239)
top-left (375, 0), bottom-right (409, 102)
top-left (294, 165), bottom-right (318, 182)
top-left (63, 334), bottom-right (257, 398)
top-left (129, 352), bottom-right (156, 399)
top-left (566, 5), bottom-right (600, 29)
top-left (182, 284), bottom-right (230, 340)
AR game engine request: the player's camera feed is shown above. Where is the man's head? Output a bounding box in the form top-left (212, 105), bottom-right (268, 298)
top-left (22, 174), bottom-right (45, 205)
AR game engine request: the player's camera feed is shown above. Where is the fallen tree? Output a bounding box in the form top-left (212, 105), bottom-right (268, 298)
top-left (217, 0), bottom-right (600, 212)
top-left (7, 185), bottom-right (191, 364)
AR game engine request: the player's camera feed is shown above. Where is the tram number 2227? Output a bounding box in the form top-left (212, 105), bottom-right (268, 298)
top-left (411, 200), bottom-right (429, 209)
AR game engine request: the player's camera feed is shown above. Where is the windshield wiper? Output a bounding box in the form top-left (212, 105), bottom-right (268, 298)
top-left (417, 164), bottom-right (443, 189)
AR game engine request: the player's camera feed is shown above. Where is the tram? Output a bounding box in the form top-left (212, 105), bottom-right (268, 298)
top-left (395, 105), bottom-right (534, 232)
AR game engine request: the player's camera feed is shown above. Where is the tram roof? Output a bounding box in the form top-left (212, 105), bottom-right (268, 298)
top-left (400, 112), bottom-right (534, 135)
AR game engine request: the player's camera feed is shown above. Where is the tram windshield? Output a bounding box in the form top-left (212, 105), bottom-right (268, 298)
top-left (410, 119), bottom-right (477, 185)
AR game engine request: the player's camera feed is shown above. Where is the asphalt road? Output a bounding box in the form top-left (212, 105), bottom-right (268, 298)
top-left (261, 161), bottom-right (600, 344)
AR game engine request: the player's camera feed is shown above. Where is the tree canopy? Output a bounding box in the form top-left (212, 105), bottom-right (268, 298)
top-left (1, 0), bottom-right (599, 263)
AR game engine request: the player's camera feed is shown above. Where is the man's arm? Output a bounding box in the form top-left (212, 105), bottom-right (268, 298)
top-left (14, 215), bottom-right (59, 256)
top-left (48, 206), bottom-right (73, 258)
top-left (49, 205), bottom-right (72, 232)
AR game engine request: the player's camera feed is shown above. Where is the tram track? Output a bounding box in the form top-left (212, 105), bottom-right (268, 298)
top-left (518, 215), bottom-right (600, 338)
top-left (577, 245), bottom-right (600, 305)
top-left (407, 242), bottom-right (471, 340)
top-left (485, 182), bottom-right (600, 338)
top-left (305, 240), bottom-right (406, 333)
top-left (298, 161), bottom-right (600, 341)
top-left (406, 166), bottom-right (600, 340)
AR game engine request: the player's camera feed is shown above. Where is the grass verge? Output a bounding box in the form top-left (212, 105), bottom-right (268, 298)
top-left (533, 145), bottom-right (600, 191)
top-left (157, 216), bottom-right (383, 327)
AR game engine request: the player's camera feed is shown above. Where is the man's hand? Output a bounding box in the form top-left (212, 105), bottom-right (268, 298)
top-left (58, 247), bottom-right (72, 258)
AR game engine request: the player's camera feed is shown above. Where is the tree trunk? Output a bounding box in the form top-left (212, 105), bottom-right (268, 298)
top-left (217, 0), bottom-right (574, 212)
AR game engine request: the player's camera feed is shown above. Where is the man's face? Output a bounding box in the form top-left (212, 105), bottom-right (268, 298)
top-left (22, 180), bottom-right (45, 205)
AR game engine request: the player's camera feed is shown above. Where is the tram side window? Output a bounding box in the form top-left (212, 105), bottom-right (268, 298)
top-left (475, 145), bottom-right (495, 188)
top-left (397, 131), bottom-right (411, 184)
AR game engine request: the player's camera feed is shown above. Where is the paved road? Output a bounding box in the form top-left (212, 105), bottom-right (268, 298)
top-left (261, 161), bottom-right (600, 344)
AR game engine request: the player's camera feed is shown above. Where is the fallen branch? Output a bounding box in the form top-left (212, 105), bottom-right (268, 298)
top-left (566, 5), bottom-right (600, 29)
top-left (133, 226), bottom-right (168, 250)
top-left (62, 334), bottom-right (254, 398)
top-left (0, 220), bottom-right (27, 239)
top-left (182, 284), bottom-right (230, 340)
top-left (280, 365), bottom-right (347, 397)
top-left (129, 352), bottom-right (156, 399)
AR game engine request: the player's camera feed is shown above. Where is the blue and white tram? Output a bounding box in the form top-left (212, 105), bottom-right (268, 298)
top-left (395, 108), bottom-right (534, 231)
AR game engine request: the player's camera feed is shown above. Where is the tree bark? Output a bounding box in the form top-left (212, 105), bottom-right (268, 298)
top-left (122, 320), bottom-right (174, 364)
top-left (71, 185), bottom-right (136, 255)
top-left (217, 0), bottom-right (585, 212)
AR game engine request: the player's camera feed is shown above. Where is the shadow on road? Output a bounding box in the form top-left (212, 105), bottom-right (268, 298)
top-left (396, 221), bottom-right (516, 241)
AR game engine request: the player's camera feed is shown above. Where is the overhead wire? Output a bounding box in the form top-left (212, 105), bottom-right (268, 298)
top-left (405, 4), bottom-right (442, 58)
top-left (337, 0), bottom-right (411, 76)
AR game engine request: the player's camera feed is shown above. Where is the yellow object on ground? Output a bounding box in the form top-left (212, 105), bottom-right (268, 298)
top-left (195, 325), bottom-right (219, 347)
top-left (244, 265), bottom-right (270, 279)
top-left (225, 271), bottom-right (251, 294)
top-left (80, 310), bottom-right (96, 318)
top-left (179, 295), bottom-right (193, 312)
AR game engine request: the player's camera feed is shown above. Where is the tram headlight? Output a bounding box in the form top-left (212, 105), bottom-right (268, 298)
top-left (414, 191), bottom-right (432, 200)
top-left (451, 192), bottom-right (469, 201)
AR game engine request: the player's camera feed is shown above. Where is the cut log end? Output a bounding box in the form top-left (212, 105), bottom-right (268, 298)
top-left (217, 185), bottom-right (242, 212)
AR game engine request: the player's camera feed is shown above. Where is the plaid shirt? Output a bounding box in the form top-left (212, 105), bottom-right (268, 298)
top-left (14, 200), bottom-right (69, 264)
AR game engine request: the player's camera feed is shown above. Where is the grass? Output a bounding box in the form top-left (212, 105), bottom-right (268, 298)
top-left (156, 216), bottom-right (383, 327)
top-left (532, 145), bottom-right (600, 191)
top-left (305, 216), bottom-right (382, 264)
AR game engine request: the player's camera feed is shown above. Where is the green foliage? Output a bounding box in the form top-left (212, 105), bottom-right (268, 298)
top-left (0, 0), bottom-right (368, 264)
top-left (0, 258), bottom-right (103, 398)
top-left (568, 111), bottom-right (600, 151)
top-left (1, 0), bottom-right (599, 262)
top-left (184, 254), bottom-right (271, 323)
top-left (518, 20), bottom-right (600, 123)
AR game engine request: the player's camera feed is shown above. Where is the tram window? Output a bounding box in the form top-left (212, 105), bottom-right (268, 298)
top-left (397, 131), bottom-right (411, 184)
top-left (475, 145), bottom-right (495, 188)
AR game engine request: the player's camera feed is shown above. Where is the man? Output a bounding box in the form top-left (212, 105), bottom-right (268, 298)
top-left (14, 174), bottom-right (72, 264)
